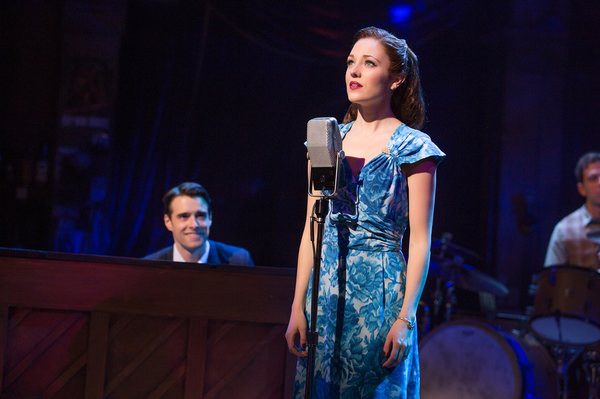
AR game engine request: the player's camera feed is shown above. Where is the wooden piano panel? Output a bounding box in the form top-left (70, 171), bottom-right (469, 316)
top-left (3, 308), bottom-right (89, 398)
top-left (0, 249), bottom-right (297, 399)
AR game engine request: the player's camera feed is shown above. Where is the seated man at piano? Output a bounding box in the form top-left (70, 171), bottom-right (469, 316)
top-left (145, 182), bottom-right (254, 266)
top-left (544, 152), bottom-right (600, 269)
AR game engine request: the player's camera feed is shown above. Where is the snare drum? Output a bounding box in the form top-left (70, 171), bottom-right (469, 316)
top-left (530, 266), bottom-right (600, 345)
top-left (419, 320), bottom-right (556, 399)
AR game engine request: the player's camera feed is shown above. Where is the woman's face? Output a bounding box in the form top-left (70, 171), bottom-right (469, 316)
top-left (345, 38), bottom-right (399, 107)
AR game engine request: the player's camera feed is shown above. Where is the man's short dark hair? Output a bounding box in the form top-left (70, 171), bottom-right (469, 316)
top-left (575, 152), bottom-right (600, 183)
top-left (162, 182), bottom-right (212, 217)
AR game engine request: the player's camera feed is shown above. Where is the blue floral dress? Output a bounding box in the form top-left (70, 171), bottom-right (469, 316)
top-left (294, 122), bottom-right (445, 399)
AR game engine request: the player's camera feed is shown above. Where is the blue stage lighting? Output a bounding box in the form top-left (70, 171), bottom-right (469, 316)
top-left (390, 3), bottom-right (413, 23)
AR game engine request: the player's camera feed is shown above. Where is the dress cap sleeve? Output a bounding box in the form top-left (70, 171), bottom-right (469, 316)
top-left (389, 125), bottom-right (445, 166)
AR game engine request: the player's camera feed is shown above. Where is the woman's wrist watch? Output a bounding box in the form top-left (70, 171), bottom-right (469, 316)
top-left (398, 316), bottom-right (415, 330)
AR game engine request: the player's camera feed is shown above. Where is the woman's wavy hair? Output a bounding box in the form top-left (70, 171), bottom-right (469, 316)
top-left (342, 27), bottom-right (425, 129)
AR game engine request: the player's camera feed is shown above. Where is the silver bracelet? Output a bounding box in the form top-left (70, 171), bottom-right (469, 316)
top-left (398, 316), bottom-right (415, 330)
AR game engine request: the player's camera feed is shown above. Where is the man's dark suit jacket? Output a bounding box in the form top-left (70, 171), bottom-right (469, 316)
top-left (144, 240), bottom-right (254, 266)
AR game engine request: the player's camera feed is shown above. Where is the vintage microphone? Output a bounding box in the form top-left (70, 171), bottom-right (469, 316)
top-left (306, 117), bottom-right (344, 195)
top-left (304, 117), bottom-right (343, 399)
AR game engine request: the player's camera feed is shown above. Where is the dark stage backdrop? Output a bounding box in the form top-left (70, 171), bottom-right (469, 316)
top-left (84, 1), bottom-right (501, 267)
top-left (105, 0), bottom-right (504, 267)
top-left (2, 0), bottom-right (599, 310)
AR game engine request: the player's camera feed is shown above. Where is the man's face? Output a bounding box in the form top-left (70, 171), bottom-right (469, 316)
top-left (164, 195), bottom-right (212, 254)
top-left (578, 161), bottom-right (600, 208)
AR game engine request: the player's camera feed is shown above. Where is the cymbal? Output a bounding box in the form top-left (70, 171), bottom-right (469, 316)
top-left (431, 238), bottom-right (483, 263)
top-left (429, 256), bottom-right (509, 297)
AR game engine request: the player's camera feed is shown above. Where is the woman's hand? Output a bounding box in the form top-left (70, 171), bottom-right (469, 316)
top-left (285, 307), bottom-right (308, 358)
top-left (382, 319), bottom-right (413, 368)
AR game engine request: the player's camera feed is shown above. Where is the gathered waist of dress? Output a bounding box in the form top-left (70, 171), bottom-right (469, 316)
top-left (323, 234), bottom-right (402, 253)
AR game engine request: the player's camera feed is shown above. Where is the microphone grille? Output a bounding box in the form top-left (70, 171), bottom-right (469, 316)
top-left (307, 117), bottom-right (342, 168)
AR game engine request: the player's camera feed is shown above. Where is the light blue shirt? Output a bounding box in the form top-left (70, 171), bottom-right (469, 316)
top-left (545, 205), bottom-right (600, 269)
top-left (172, 241), bottom-right (211, 263)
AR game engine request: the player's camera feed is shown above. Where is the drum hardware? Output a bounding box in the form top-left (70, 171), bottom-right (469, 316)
top-left (495, 312), bottom-right (530, 335)
top-left (421, 235), bottom-right (509, 342)
top-left (420, 274), bottom-right (455, 337)
top-left (444, 277), bottom-right (456, 323)
top-left (431, 232), bottom-right (484, 265)
top-left (432, 276), bottom-right (444, 321)
top-left (417, 274), bottom-right (454, 341)
top-left (583, 349), bottom-right (600, 399)
top-left (528, 275), bottom-right (539, 297)
top-left (430, 233), bottom-right (509, 298)
top-left (429, 255), bottom-right (509, 297)
top-left (436, 232), bottom-right (456, 324)
top-left (426, 254), bottom-right (507, 328)
top-left (417, 300), bottom-right (431, 338)
top-left (548, 343), bottom-right (584, 399)
top-left (478, 291), bottom-right (497, 315)
top-left (525, 305), bottom-right (535, 318)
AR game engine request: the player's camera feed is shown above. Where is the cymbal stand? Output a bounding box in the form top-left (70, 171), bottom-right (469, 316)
top-left (435, 233), bottom-right (455, 324)
top-left (549, 310), bottom-right (583, 399)
top-left (418, 300), bottom-right (431, 338)
top-left (583, 349), bottom-right (600, 399)
top-left (549, 311), bottom-right (581, 399)
top-left (432, 277), bottom-right (444, 322)
top-left (443, 255), bottom-right (465, 323)
top-left (444, 280), bottom-right (455, 323)
top-left (553, 343), bottom-right (583, 399)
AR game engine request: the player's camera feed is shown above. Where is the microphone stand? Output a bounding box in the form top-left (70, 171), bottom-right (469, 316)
top-left (304, 153), bottom-right (343, 399)
top-left (305, 198), bottom-right (328, 399)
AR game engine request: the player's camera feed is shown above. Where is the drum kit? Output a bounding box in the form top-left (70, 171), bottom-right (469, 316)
top-left (418, 234), bottom-right (600, 399)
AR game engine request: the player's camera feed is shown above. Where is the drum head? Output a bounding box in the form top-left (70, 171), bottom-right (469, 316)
top-left (530, 316), bottom-right (600, 345)
top-left (419, 321), bottom-right (520, 399)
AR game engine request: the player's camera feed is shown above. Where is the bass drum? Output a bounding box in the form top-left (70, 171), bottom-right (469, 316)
top-left (419, 320), bottom-right (556, 399)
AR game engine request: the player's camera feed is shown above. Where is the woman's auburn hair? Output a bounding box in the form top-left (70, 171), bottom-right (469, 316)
top-left (342, 27), bottom-right (425, 130)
